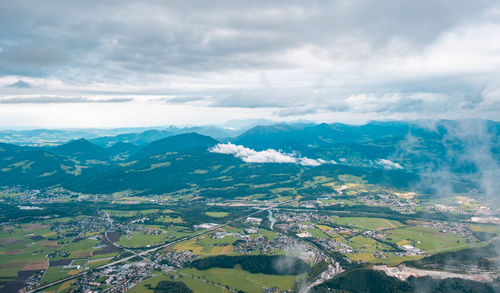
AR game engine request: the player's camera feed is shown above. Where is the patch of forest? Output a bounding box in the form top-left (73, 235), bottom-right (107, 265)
top-left (311, 269), bottom-right (497, 293)
top-left (153, 281), bottom-right (192, 293)
top-left (404, 241), bottom-right (500, 272)
top-left (190, 255), bottom-right (310, 275)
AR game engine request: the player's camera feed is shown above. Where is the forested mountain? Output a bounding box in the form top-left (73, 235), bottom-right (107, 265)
top-left (133, 133), bottom-right (219, 159)
top-left (0, 120), bottom-right (498, 197)
top-left (50, 138), bottom-right (108, 163)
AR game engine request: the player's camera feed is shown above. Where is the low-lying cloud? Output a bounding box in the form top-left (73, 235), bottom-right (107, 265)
top-left (0, 96), bottom-right (133, 104)
top-left (209, 143), bottom-right (335, 166)
top-left (376, 159), bottom-right (404, 170)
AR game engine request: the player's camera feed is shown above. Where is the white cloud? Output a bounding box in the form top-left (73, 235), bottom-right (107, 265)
top-left (376, 159), bottom-right (404, 170)
top-left (209, 143), bottom-right (332, 166)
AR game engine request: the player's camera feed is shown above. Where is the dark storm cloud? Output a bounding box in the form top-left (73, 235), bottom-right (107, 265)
top-left (0, 96), bottom-right (133, 104)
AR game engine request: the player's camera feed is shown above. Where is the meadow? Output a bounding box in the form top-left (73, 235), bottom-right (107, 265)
top-left (128, 273), bottom-right (229, 293)
top-left (180, 267), bottom-right (304, 292)
top-left (330, 216), bottom-right (404, 231)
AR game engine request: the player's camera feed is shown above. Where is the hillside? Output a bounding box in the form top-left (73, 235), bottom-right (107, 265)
top-left (51, 138), bottom-right (107, 163)
top-left (134, 132), bottom-right (219, 159)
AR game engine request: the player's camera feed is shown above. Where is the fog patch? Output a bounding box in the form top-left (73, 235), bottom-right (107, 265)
top-left (442, 120), bottom-right (500, 198)
top-left (271, 244), bottom-right (312, 276)
top-left (272, 255), bottom-right (301, 274)
top-left (376, 159), bottom-right (404, 170)
top-left (396, 120), bottom-right (500, 198)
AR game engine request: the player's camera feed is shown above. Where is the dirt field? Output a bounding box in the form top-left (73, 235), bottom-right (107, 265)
top-left (0, 237), bottom-right (16, 244)
top-left (0, 261), bottom-right (26, 268)
top-left (23, 224), bottom-right (49, 231)
top-left (21, 260), bottom-right (48, 271)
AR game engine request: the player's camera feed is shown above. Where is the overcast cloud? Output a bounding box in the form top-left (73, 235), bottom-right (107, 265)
top-left (0, 0), bottom-right (499, 127)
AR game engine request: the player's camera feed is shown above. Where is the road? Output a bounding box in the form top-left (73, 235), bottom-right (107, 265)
top-left (29, 199), bottom-right (295, 292)
top-left (103, 212), bottom-right (152, 263)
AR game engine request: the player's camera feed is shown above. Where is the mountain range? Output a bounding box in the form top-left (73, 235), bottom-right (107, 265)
top-left (0, 120), bottom-right (498, 197)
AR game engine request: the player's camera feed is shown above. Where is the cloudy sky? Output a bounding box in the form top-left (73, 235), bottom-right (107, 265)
top-left (1, 0), bottom-right (500, 128)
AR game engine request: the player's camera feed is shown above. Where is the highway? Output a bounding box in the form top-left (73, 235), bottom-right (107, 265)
top-left (29, 199), bottom-right (295, 292)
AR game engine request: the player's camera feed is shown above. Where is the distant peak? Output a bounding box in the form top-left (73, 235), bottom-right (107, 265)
top-left (67, 138), bottom-right (92, 145)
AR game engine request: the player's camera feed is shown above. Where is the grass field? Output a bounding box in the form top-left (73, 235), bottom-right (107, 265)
top-left (385, 226), bottom-right (469, 252)
top-left (307, 228), bottom-right (330, 239)
top-left (173, 235), bottom-right (236, 256)
top-left (377, 254), bottom-right (424, 266)
top-left (349, 252), bottom-right (375, 262)
top-left (205, 212), bottom-right (228, 218)
top-left (105, 209), bottom-right (160, 218)
top-left (0, 265), bottom-right (21, 278)
top-left (45, 273), bottom-right (89, 292)
top-left (40, 266), bottom-right (69, 284)
top-left (469, 224), bottom-right (500, 234)
top-left (0, 224), bottom-right (64, 278)
top-left (87, 259), bottom-right (112, 269)
top-left (180, 267), bottom-right (304, 293)
top-left (349, 235), bottom-right (392, 252)
top-left (128, 273), bottom-right (229, 293)
top-left (116, 231), bottom-right (167, 248)
top-left (173, 240), bottom-right (205, 254)
top-left (338, 174), bottom-right (366, 184)
top-left (251, 228), bottom-right (276, 240)
top-left (331, 217), bottom-right (404, 231)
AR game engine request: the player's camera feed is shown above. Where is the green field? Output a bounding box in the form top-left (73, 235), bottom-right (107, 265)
top-left (115, 224), bottom-right (193, 248)
top-left (349, 235), bottom-right (393, 252)
top-left (338, 174), bottom-right (366, 184)
top-left (307, 228), bottom-right (330, 239)
top-left (128, 273), bottom-right (229, 293)
top-left (205, 212), bottom-right (228, 218)
top-left (117, 231), bottom-right (168, 248)
top-left (41, 266), bottom-right (70, 284)
top-left (0, 224), bottom-right (62, 278)
top-left (105, 209), bottom-right (160, 218)
top-left (87, 259), bottom-right (112, 269)
top-left (251, 228), bottom-right (276, 240)
top-left (385, 226), bottom-right (470, 252)
top-left (180, 267), bottom-right (304, 292)
top-left (172, 234), bottom-right (236, 256)
top-left (331, 216), bottom-right (404, 231)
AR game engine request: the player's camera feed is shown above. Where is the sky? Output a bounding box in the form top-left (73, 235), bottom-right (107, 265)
top-left (1, 0), bottom-right (500, 128)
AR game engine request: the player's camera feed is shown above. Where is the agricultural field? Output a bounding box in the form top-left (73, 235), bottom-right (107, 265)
top-left (180, 267), bottom-right (304, 292)
top-left (384, 226), bottom-right (471, 252)
top-left (117, 231), bottom-right (168, 248)
top-left (128, 273), bottom-right (228, 293)
top-left (349, 235), bottom-right (392, 252)
top-left (330, 216), bottom-right (404, 231)
top-left (0, 223), bottom-right (57, 278)
top-left (306, 228), bottom-right (331, 239)
top-left (172, 234), bottom-right (236, 256)
top-left (41, 266), bottom-right (75, 284)
top-left (105, 209), bottom-right (160, 218)
top-left (205, 212), bottom-right (228, 218)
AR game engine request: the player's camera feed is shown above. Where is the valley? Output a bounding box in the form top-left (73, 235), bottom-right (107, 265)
top-left (0, 121), bottom-right (499, 292)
